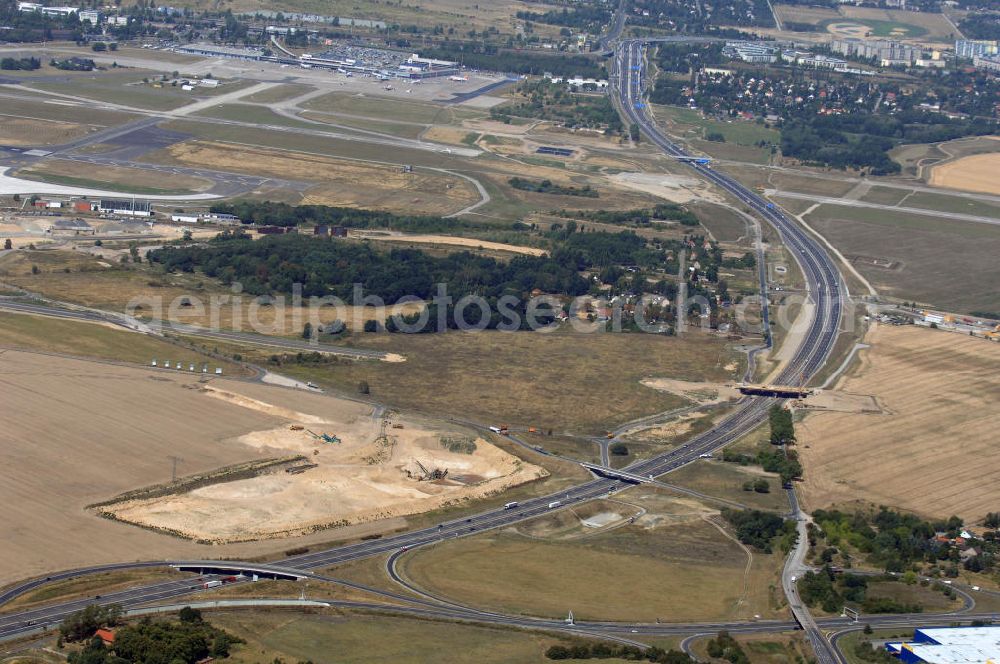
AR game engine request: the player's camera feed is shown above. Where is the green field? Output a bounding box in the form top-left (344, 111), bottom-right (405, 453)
top-left (902, 191), bottom-right (1000, 220)
top-left (162, 119), bottom-right (476, 170)
top-left (304, 92), bottom-right (454, 124)
top-left (13, 170), bottom-right (194, 195)
top-left (0, 96), bottom-right (139, 127)
top-left (859, 186), bottom-right (911, 206)
top-left (210, 610), bottom-right (588, 664)
top-left (300, 110), bottom-right (427, 139)
top-left (803, 203), bottom-right (1000, 311)
top-left (27, 73), bottom-right (196, 111)
top-left (690, 201), bottom-right (752, 242)
top-left (653, 104), bottom-right (778, 165)
top-left (666, 460), bottom-right (791, 512)
top-left (401, 511), bottom-right (783, 622)
top-left (239, 82), bottom-right (315, 104)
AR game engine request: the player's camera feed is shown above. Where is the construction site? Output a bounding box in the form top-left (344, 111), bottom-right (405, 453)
top-left (0, 349), bottom-right (545, 580)
top-left (94, 381), bottom-right (546, 544)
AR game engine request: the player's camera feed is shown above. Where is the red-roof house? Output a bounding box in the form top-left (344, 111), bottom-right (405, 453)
top-left (94, 628), bottom-right (116, 645)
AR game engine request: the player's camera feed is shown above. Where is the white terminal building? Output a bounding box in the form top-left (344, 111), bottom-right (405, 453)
top-left (886, 626), bottom-right (1000, 664)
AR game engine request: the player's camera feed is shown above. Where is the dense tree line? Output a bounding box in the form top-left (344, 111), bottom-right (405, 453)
top-left (509, 177), bottom-right (600, 198)
top-left (149, 231), bottom-right (590, 301)
top-left (420, 44), bottom-right (605, 78)
top-left (809, 508), bottom-right (981, 574)
top-left (0, 0), bottom-right (82, 41)
top-left (515, 6), bottom-right (611, 33)
top-left (60, 604), bottom-right (123, 643)
top-left (556, 203), bottom-right (700, 227)
top-left (547, 226), bottom-right (664, 268)
top-left (66, 608), bottom-right (241, 664)
top-left (706, 631), bottom-right (749, 664)
top-left (546, 642), bottom-right (696, 662)
top-left (208, 200), bottom-right (483, 232)
top-left (721, 509), bottom-right (795, 552)
top-left (0, 56), bottom-right (40, 70)
top-left (958, 13), bottom-right (1000, 40)
top-left (50, 57), bottom-right (95, 71)
top-left (655, 43), bottom-right (726, 74)
top-left (768, 404), bottom-right (795, 445)
top-left (628, 0), bottom-right (775, 31)
top-left (780, 120), bottom-right (900, 175)
top-left (798, 566), bottom-right (924, 614)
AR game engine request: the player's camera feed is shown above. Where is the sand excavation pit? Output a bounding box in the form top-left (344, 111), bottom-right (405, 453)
top-left (611, 172), bottom-right (722, 204)
top-left (100, 385), bottom-right (546, 543)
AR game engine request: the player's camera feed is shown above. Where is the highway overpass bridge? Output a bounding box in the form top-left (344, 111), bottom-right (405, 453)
top-left (170, 561), bottom-right (308, 581)
top-left (736, 383), bottom-right (813, 398)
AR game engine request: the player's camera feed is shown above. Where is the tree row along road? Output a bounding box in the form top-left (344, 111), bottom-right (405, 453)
top-left (0, 39), bottom-right (845, 651)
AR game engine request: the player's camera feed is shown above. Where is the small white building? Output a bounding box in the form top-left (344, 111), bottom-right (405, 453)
top-left (170, 214), bottom-right (200, 224)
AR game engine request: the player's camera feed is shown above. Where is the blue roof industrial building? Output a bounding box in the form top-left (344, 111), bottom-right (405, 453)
top-left (887, 626), bottom-right (1000, 664)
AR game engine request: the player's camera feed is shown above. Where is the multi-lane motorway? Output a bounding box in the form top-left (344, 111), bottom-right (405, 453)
top-left (0, 33), bottom-right (853, 657)
top-left (612, 38), bottom-right (844, 663)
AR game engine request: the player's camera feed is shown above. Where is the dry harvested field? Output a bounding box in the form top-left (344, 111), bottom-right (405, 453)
top-left (928, 152), bottom-right (1000, 196)
top-left (0, 349), bottom-right (540, 581)
top-left (17, 159), bottom-right (214, 194)
top-left (213, 329), bottom-right (742, 435)
top-left (773, 4), bottom-right (838, 26)
top-left (797, 325), bottom-right (1000, 523)
top-left (839, 6), bottom-right (957, 42)
top-left (211, 610), bottom-right (573, 664)
top-left (0, 115), bottom-right (93, 146)
top-left (157, 140), bottom-right (480, 215)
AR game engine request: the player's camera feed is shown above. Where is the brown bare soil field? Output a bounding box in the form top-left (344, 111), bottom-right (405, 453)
top-left (0, 115), bottom-right (92, 146)
top-left (0, 350), bottom-right (538, 582)
top-left (798, 325), bottom-right (1000, 522)
top-left (18, 159), bottom-right (214, 193)
top-left (160, 140), bottom-right (479, 215)
top-left (928, 153), bottom-right (1000, 196)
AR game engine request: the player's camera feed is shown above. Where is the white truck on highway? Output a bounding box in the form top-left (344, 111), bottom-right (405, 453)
top-left (548, 501), bottom-right (561, 509)
top-left (504, 502), bottom-right (519, 510)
